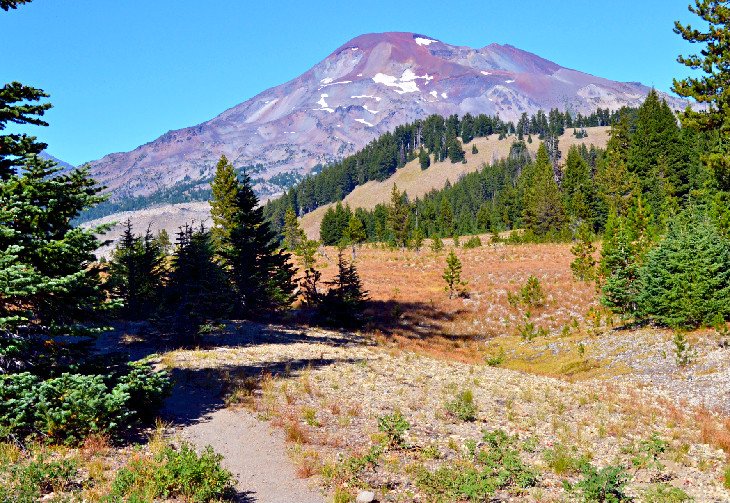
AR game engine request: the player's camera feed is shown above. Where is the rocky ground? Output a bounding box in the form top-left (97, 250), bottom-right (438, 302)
top-left (156, 321), bottom-right (730, 502)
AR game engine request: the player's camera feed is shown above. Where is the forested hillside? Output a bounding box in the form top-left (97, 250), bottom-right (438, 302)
top-left (311, 90), bottom-right (711, 247)
top-left (264, 108), bottom-right (618, 231)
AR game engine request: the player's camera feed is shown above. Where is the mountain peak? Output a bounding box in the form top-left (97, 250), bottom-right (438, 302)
top-left (86, 33), bottom-right (693, 204)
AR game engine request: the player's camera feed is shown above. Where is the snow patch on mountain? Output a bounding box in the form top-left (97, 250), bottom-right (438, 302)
top-left (354, 118), bottom-right (373, 127)
top-left (414, 37), bottom-right (437, 46)
top-left (351, 94), bottom-right (382, 102)
top-left (314, 94), bottom-right (334, 113)
top-left (372, 69), bottom-right (433, 94)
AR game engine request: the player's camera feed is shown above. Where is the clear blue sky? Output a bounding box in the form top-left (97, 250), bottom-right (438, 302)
top-left (1, 0), bottom-right (701, 166)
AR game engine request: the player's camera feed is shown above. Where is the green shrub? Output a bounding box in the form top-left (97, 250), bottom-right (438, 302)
top-left (111, 443), bottom-right (234, 502)
top-left (565, 464), bottom-right (631, 502)
top-left (416, 429), bottom-right (538, 501)
top-left (724, 464), bottom-right (730, 489)
top-left (642, 483), bottom-right (692, 502)
top-left (631, 433), bottom-right (667, 469)
top-left (35, 373), bottom-right (130, 445)
top-left (508, 275), bottom-right (546, 308)
top-left (0, 372), bottom-right (39, 438)
top-left (639, 211), bottom-right (730, 328)
top-left (445, 389), bottom-right (478, 422)
top-left (377, 411), bottom-right (410, 448)
top-left (114, 358), bottom-right (172, 421)
top-left (0, 360), bottom-right (170, 445)
top-left (462, 236), bottom-right (482, 249)
top-left (430, 237), bottom-right (444, 252)
top-left (0, 451), bottom-right (78, 502)
top-left (543, 443), bottom-right (590, 475)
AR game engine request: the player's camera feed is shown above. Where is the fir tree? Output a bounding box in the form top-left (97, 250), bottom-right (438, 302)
top-left (219, 173), bottom-right (296, 314)
top-left (570, 222), bottom-right (597, 282)
top-left (443, 250), bottom-right (466, 299)
top-left (0, 82), bottom-right (108, 330)
top-left (164, 224), bottom-right (232, 338)
top-left (387, 184), bottom-right (410, 248)
top-left (209, 155), bottom-right (239, 248)
top-left (282, 207), bottom-right (305, 251)
top-left (673, 0), bottom-right (730, 190)
top-left (319, 251), bottom-right (368, 327)
top-left (599, 210), bottom-right (643, 319)
top-left (109, 220), bottom-right (166, 319)
top-left (639, 210), bottom-right (730, 328)
top-left (522, 144), bottom-right (566, 236)
top-left (347, 214), bottom-right (367, 246)
top-left (418, 147), bottom-right (430, 170)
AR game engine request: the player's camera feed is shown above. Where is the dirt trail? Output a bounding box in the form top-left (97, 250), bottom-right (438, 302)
top-left (177, 408), bottom-right (325, 503)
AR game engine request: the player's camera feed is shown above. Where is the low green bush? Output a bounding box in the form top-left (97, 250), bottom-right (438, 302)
top-left (416, 429), bottom-right (538, 501)
top-left (642, 483), bottom-right (692, 502)
top-left (564, 463), bottom-right (631, 502)
top-left (377, 411), bottom-right (410, 448)
top-left (111, 443), bottom-right (234, 502)
top-left (0, 359), bottom-right (170, 445)
top-left (462, 236), bottom-right (482, 249)
top-left (543, 443), bottom-right (590, 475)
top-left (0, 450), bottom-right (78, 503)
top-left (445, 389), bottom-right (478, 422)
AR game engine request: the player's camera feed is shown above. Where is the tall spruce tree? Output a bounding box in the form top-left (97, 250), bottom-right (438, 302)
top-left (217, 173), bottom-right (296, 314)
top-left (209, 155), bottom-right (240, 248)
top-left (0, 82), bottom-right (108, 330)
top-left (387, 184), bottom-right (410, 248)
top-left (165, 224), bottom-right (232, 337)
top-left (109, 220), bottom-right (166, 320)
top-left (522, 144), bottom-right (566, 236)
top-left (673, 0), bottom-right (730, 190)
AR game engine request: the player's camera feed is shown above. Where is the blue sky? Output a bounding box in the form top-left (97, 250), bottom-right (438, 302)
top-left (1, 0), bottom-right (700, 166)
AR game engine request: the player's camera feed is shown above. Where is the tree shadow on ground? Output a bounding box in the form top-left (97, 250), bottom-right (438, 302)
top-left (363, 299), bottom-right (476, 342)
top-left (161, 356), bottom-right (364, 427)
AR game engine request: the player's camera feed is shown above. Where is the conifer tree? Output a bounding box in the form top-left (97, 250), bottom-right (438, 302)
top-left (599, 208), bottom-right (644, 319)
top-left (282, 207), bottom-right (305, 251)
top-left (347, 215), bottom-right (367, 246)
top-left (570, 222), bottom-right (597, 282)
top-left (387, 184), bottom-right (410, 248)
top-left (319, 251), bottom-right (368, 327)
top-left (109, 220), bottom-right (166, 319)
top-left (418, 147), bottom-right (430, 170)
top-left (164, 224), bottom-right (232, 337)
top-left (673, 0), bottom-right (730, 190)
top-left (443, 250), bottom-right (466, 299)
top-left (209, 155), bottom-right (239, 248)
top-left (217, 173), bottom-right (296, 314)
top-left (639, 210), bottom-right (730, 328)
top-left (522, 144), bottom-right (566, 236)
top-left (0, 83), bottom-right (108, 330)
top-left (438, 197), bottom-right (455, 237)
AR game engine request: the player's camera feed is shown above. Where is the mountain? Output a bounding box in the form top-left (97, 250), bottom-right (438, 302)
top-left (40, 151), bottom-right (75, 172)
top-left (86, 32), bottom-right (691, 203)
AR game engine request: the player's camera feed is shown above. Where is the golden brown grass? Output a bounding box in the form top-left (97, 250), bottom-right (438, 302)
top-left (303, 240), bottom-right (603, 376)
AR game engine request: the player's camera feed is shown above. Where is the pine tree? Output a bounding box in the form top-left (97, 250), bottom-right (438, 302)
top-left (443, 250), bottom-right (466, 299)
top-left (387, 184), bottom-right (410, 248)
top-left (522, 144), bottom-right (566, 236)
top-left (219, 173), bottom-right (296, 314)
top-left (599, 210), bottom-right (642, 318)
top-left (319, 251), bottom-right (368, 327)
top-left (282, 207), bottom-right (305, 251)
top-left (418, 147), bottom-right (430, 170)
top-left (347, 215), bottom-right (367, 246)
top-left (209, 155), bottom-right (239, 248)
top-left (673, 1), bottom-right (730, 190)
top-left (164, 224), bottom-right (232, 338)
top-left (570, 222), bottom-right (597, 282)
top-left (639, 210), bottom-right (730, 328)
top-left (0, 82), bottom-right (108, 330)
top-left (109, 220), bottom-right (166, 319)
top-left (437, 197), bottom-right (455, 237)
